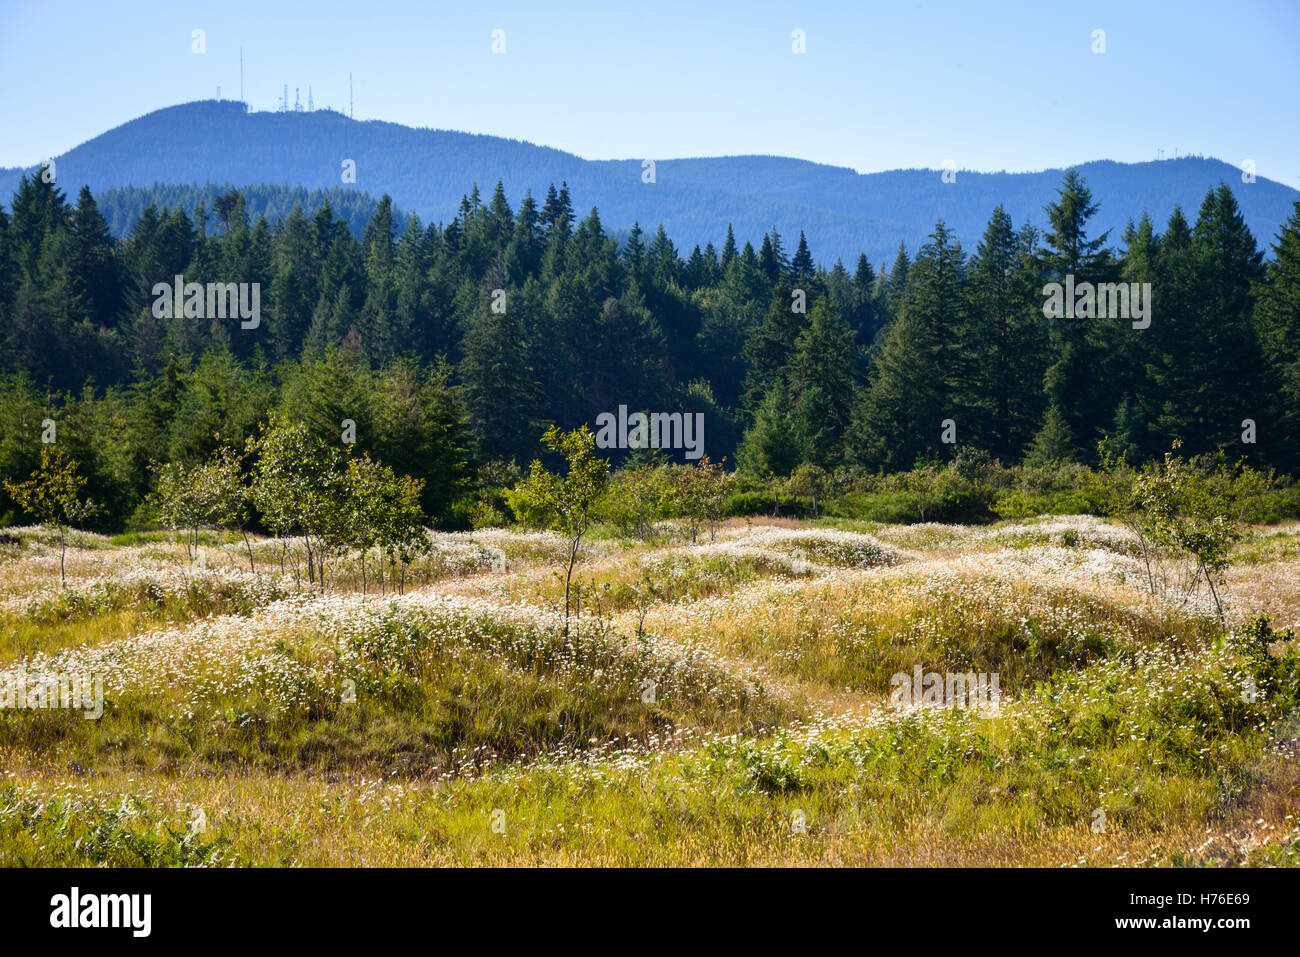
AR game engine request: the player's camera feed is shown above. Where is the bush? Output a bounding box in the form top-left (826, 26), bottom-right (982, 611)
top-left (992, 489), bottom-right (1092, 519)
top-left (722, 489), bottom-right (782, 517)
top-left (597, 463), bottom-right (674, 538)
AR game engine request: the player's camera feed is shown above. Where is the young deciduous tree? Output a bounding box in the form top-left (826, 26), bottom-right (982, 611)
top-left (508, 425), bottom-right (609, 636)
top-left (376, 468), bottom-right (428, 594)
top-left (673, 456), bottom-right (733, 542)
top-left (4, 446), bottom-right (96, 586)
top-left (337, 452), bottom-right (428, 594)
top-left (248, 416), bottom-right (343, 588)
top-left (154, 460), bottom-right (205, 560)
top-left (599, 461), bottom-right (672, 540)
top-left (1096, 441), bottom-right (1269, 621)
top-left (194, 447), bottom-right (257, 572)
top-left (155, 448), bottom-right (256, 571)
top-left (785, 462), bottom-right (829, 518)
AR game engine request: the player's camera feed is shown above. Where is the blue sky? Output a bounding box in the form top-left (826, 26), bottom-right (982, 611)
top-left (3, 0), bottom-right (1298, 187)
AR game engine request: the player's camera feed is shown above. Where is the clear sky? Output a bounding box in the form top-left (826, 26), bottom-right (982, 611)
top-left (2, 0), bottom-right (1298, 187)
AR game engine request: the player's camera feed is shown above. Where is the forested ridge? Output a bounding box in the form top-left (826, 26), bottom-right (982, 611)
top-left (5, 100), bottom-right (1297, 268)
top-left (1, 166), bottom-right (1299, 530)
top-left (90, 182), bottom-right (397, 240)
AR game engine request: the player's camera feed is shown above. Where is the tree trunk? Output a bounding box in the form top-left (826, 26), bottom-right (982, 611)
top-left (1204, 561), bottom-right (1225, 623)
top-left (563, 537), bottom-right (582, 637)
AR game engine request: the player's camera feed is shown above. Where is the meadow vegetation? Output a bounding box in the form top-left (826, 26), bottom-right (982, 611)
top-left (2, 439), bottom-right (1297, 866)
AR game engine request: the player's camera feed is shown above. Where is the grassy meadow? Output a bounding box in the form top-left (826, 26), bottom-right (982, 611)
top-left (1, 515), bottom-right (1298, 867)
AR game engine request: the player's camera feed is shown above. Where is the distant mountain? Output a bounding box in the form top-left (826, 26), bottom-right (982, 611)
top-left (4, 100), bottom-right (1296, 265)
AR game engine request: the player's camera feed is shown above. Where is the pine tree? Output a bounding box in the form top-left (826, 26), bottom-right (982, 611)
top-left (963, 205), bottom-right (1047, 460)
top-left (487, 181), bottom-right (513, 248)
top-left (1147, 187), bottom-right (1263, 455)
top-left (788, 295), bottom-right (858, 468)
top-left (460, 282), bottom-right (547, 463)
top-left (1039, 169), bottom-right (1114, 458)
top-left (742, 284), bottom-right (805, 410)
top-left (1103, 394), bottom-right (1147, 463)
top-left (1023, 403), bottom-right (1076, 466)
top-left (9, 173), bottom-right (69, 275)
top-left (737, 377), bottom-right (800, 478)
top-left (1256, 199), bottom-right (1300, 471)
top-left (854, 221), bottom-right (964, 470)
top-left (268, 203), bottom-right (318, 359)
top-left (1187, 183), bottom-right (1264, 454)
top-left (68, 186), bottom-right (124, 330)
top-left (846, 253), bottom-right (881, 345)
top-left (1116, 212), bottom-right (1160, 458)
top-left (721, 224), bottom-right (737, 269)
top-left (623, 222), bottom-right (647, 287)
top-left (362, 195), bottom-right (396, 284)
top-left (880, 242), bottom-right (910, 318)
top-left (791, 231), bottom-right (815, 283)
top-left (758, 231), bottom-right (787, 284)
top-left (539, 182), bottom-right (575, 243)
top-left (1144, 205), bottom-right (1195, 450)
top-left (506, 191), bottom-right (541, 279)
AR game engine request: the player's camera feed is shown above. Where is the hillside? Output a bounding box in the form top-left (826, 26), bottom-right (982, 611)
top-left (3, 100), bottom-right (1296, 263)
top-left (88, 182), bottom-right (398, 238)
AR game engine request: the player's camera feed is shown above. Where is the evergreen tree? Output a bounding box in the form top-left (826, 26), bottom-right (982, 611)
top-left (721, 224), bottom-right (737, 268)
top-left (963, 204), bottom-right (1047, 460)
top-left (1148, 187), bottom-right (1263, 456)
top-left (791, 231), bottom-right (815, 283)
top-left (1115, 212), bottom-right (1160, 458)
top-left (880, 242), bottom-right (910, 318)
top-left (1186, 183), bottom-right (1264, 454)
top-left (854, 221), bottom-right (964, 470)
top-left (737, 377), bottom-right (800, 478)
top-left (788, 295), bottom-right (858, 468)
top-left (1023, 403), bottom-right (1076, 466)
top-left (1256, 199), bottom-right (1300, 471)
top-left (1039, 169), bottom-right (1114, 459)
top-left (742, 284), bottom-right (805, 411)
top-left (1, 170), bottom-right (1297, 532)
top-left (68, 186), bottom-right (124, 330)
top-left (460, 277), bottom-right (548, 463)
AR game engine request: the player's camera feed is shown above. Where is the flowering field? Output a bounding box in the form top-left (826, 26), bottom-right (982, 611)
top-left (1, 516), bottom-right (1298, 867)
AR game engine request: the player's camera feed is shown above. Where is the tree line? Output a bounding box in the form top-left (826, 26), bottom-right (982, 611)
top-left (1, 168), bottom-right (1298, 531)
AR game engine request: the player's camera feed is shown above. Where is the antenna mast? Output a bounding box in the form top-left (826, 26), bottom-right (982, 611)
top-left (349, 73), bottom-right (354, 119)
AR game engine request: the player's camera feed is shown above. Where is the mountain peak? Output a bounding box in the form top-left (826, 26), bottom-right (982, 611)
top-left (4, 101), bottom-right (1295, 264)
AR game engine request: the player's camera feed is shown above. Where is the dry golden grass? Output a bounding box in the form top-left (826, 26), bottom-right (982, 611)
top-left (1, 516), bottom-right (1297, 867)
